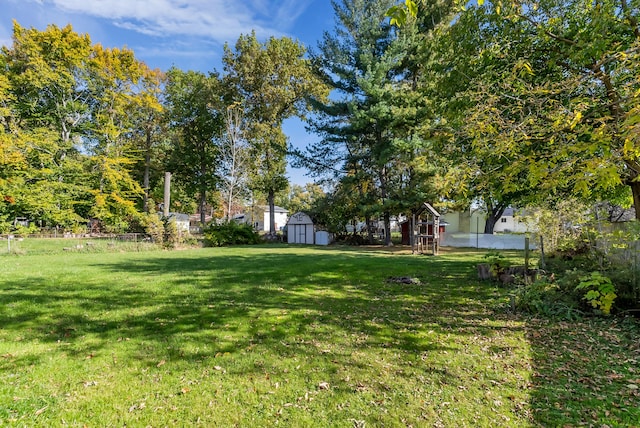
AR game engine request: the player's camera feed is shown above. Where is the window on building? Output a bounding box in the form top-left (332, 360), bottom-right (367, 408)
top-left (501, 218), bottom-right (507, 223)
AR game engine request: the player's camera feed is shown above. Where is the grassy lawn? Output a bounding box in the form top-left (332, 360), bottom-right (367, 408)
top-left (0, 243), bottom-right (638, 426)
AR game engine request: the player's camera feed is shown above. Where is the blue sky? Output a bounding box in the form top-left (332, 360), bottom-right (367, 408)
top-left (0, 0), bottom-right (337, 185)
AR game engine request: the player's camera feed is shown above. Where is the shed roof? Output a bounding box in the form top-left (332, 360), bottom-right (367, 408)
top-left (287, 212), bottom-right (313, 225)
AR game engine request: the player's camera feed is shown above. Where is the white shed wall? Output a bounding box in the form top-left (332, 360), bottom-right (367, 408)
top-left (288, 224), bottom-right (314, 244)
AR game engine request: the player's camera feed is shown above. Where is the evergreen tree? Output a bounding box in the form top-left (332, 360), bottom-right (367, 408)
top-left (297, 0), bottom-right (440, 244)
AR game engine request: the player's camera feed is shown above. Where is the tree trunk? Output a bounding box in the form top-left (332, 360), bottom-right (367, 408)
top-left (484, 203), bottom-right (507, 234)
top-left (143, 131), bottom-right (151, 213)
top-left (200, 161), bottom-right (207, 225)
top-left (383, 211), bottom-right (392, 246)
top-left (268, 189), bottom-right (276, 236)
top-left (378, 165), bottom-right (392, 246)
top-left (631, 180), bottom-right (640, 221)
top-left (200, 190), bottom-right (207, 225)
top-left (227, 187), bottom-right (234, 221)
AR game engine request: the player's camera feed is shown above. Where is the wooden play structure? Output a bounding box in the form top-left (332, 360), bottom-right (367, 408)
top-left (410, 202), bottom-right (442, 255)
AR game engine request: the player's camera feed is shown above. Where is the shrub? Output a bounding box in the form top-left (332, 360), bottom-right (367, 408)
top-left (514, 275), bottom-right (582, 319)
top-left (532, 220), bottom-right (639, 315)
top-left (483, 251), bottom-right (511, 277)
top-left (203, 222), bottom-right (261, 247)
top-left (13, 223), bottom-right (39, 237)
top-left (575, 271), bottom-right (617, 315)
top-left (523, 199), bottom-right (590, 254)
top-left (163, 217), bottom-right (180, 248)
top-left (142, 213), bottom-right (164, 245)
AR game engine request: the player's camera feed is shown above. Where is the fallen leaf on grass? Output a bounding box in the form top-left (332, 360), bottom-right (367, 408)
top-left (34, 406), bottom-right (48, 416)
top-left (129, 402), bottom-right (146, 412)
top-left (156, 360), bottom-right (166, 368)
top-left (318, 382), bottom-right (330, 390)
top-left (627, 384), bottom-right (639, 390)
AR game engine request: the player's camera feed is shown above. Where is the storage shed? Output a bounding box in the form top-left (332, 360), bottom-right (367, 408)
top-left (287, 212), bottom-right (315, 244)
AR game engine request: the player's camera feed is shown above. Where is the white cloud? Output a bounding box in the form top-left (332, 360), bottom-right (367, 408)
top-left (0, 20), bottom-right (11, 48)
top-left (35, 0), bottom-right (311, 43)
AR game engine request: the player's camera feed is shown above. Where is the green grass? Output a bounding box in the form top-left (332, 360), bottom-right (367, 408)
top-left (0, 243), bottom-right (638, 426)
top-left (2, 236), bottom-right (157, 255)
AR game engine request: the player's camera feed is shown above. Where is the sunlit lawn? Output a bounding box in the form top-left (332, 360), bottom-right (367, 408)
top-left (1, 243), bottom-right (638, 426)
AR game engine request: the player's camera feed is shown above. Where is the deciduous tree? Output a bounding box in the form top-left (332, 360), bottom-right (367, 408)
top-left (164, 68), bottom-right (224, 224)
top-left (223, 32), bottom-right (328, 236)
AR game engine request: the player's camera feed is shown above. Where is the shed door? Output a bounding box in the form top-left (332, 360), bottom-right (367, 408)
top-left (290, 224), bottom-right (312, 244)
top-left (298, 225), bottom-right (306, 243)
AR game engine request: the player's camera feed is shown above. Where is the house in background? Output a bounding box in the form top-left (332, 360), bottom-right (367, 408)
top-left (493, 208), bottom-right (530, 233)
top-left (166, 212), bottom-right (190, 233)
top-left (441, 210), bottom-right (486, 233)
top-left (234, 205), bottom-right (289, 233)
top-left (442, 207), bottom-right (532, 234)
top-left (260, 205), bottom-right (289, 233)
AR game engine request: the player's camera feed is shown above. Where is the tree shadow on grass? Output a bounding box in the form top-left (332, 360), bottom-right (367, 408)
top-left (1, 248), bottom-right (506, 347)
top-left (1, 246), bottom-right (536, 424)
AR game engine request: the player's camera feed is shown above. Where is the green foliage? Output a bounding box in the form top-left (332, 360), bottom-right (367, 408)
top-left (296, 0), bottom-right (442, 245)
top-left (12, 223), bottom-right (39, 237)
top-left (162, 217), bottom-right (180, 248)
top-left (523, 199), bottom-right (590, 254)
top-left (588, 221), bottom-right (640, 308)
top-left (514, 278), bottom-right (581, 319)
top-left (1, 22), bottom-right (154, 232)
top-left (483, 250), bottom-right (511, 276)
top-left (164, 68), bottom-right (224, 220)
top-left (575, 272), bottom-right (617, 315)
top-left (0, 217), bottom-right (11, 234)
top-left (203, 221), bottom-right (261, 247)
top-left (386, 1), bottom-right (419, 26)
top-left (435, 0), bottom-right (640, 216)
top-left (223, 32), bottom-right (328, 232)
top-left (526, 220), bottom-right (639, 316)
top-left (275, 183), bottom-right (325, 215)
top-left (142, 213), bottom-right (164, 245)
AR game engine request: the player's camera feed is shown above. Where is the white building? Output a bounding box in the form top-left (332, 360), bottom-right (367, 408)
top-left (493, 207), bottom-right (530, 233)
top-left (235, 205), bottom-right (289, 233)
top-left (287, 212), bottom-right (315, 244)
top-left (442, 207), bottom-right (532, 234)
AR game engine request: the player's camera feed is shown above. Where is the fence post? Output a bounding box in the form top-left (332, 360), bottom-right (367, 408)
top-left (539, 236), bottom-right (546, 270)
top-left (524, 236), bottom-right (530, 283)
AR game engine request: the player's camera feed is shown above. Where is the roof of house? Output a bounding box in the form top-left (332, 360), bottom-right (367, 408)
top-left (257, 205), bottom-right (289, 213)
top-left (168, 212), bottom-right (190, 221)
top-left (502, 208), bottom-right (515, 217)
